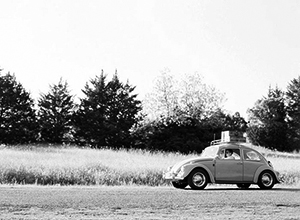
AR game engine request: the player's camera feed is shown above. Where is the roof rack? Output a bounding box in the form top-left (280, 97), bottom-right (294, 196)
top-left (210, 131), bottom-right (247, 145)
top-left (210, 139), bottom-right (221, 145)
top-left (210, 138), bottom-right (247, 145)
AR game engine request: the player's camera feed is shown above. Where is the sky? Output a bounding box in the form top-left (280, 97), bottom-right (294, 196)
top-left (1, 0), bottom-right (300, 118)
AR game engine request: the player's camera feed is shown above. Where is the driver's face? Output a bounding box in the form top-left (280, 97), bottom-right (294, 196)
top-left (226, 151), bottom-right (232, 155)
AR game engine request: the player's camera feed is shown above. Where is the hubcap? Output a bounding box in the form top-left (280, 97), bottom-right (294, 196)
top-left (261, 173), bottom-right (273, 187)
top-left (192, 172), bottom-right (206, 187)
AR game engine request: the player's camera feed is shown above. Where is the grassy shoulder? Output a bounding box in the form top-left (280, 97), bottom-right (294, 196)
top-left (0, 145), bottom-right (299, 186)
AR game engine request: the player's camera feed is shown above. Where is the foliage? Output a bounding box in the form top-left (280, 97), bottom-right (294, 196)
top-left (143, 70), bottom-right (225, 120)
top-left (37, 78), bottom-right (75, 144)
top-left (133, 115), bottom-right (205, 153)
top-left (4, 64), bottom-right (300, 154)
top-left (286, 76), bottom-right (300, 150)
top-left (247, 87), bottom-right (289, 151)
top-left (138, 70), bottom-right (232, 153)
top-left (132, 109), bottom-right (247, 154)
top-left (202, 110), bottom-right (247, 139)
top-left (144, 69), bottom-right (178, 118)
top-left (179, 73), bottom-right (225, 119)
top-left (73, 71), bottom-right (142, 148)
top-left (0, 71), bottom-right (38, 144)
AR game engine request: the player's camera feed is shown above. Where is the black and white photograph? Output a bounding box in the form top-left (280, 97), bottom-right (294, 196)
top-left (0, 0), bottom-right (299, 219)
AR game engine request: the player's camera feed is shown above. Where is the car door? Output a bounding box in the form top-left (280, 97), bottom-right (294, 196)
top-left (242, 149), bottom-right (264, 181)
top-left (215, 148), bottom-right (243, 181)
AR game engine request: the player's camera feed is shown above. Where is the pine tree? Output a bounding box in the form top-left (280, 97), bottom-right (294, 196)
top-left (0, 71), bottom-right (38, 144)
top-left (37, 78), bottom-right (75, 144)
top-left (286, 76), bottom-right (300, 150)
top-left (247, 87), bottom-right (288, 151)
top-left (73, 71), bottom-right (142, 148)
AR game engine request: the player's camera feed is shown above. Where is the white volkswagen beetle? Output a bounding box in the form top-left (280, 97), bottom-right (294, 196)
top-left (164, 142), bottom-right (280, 190)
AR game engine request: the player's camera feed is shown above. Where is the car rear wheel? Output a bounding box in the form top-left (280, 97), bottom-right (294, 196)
top-left (237, 183), bottom-right (251, 189)
top-left (172, 181), bottom-right (188, 189)
top-left (188, 169), bottom-right (208, 190)
top-left (258, 171), bottom-right (275, 189)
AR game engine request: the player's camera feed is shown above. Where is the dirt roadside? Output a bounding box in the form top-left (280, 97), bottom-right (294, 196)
top-left (0, 185), bottom-right (299, 219)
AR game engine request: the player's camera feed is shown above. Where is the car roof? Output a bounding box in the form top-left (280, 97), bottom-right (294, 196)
top-left (215, 142), bottom-right (256, 151)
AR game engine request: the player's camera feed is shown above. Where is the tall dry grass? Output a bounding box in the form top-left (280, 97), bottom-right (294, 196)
top-left (0, 145), bottom-right (299, 186)
top-left (0, 145), bottom-right (195, 186)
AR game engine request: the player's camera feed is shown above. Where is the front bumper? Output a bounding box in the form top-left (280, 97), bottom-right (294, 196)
top-left (163, 171), bottom-right (185, 181)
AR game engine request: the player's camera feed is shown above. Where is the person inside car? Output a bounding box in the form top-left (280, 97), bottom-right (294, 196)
top-left (224, 149), bottom-right (235, 159)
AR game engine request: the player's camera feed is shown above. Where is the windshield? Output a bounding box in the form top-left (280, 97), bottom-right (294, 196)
top-left (201, 146), bottom-right (219, 158)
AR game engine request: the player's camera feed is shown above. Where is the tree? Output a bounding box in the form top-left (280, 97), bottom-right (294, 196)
top-left (138, 69), bottom-right (248, 153)
top-left (0, 71), bottom-right (38, 144)
top-left (179, 73), bottom-right (225, 119)
top-left (143, 70), bottom-right (225, 120)
top-left (247, 87), bottom-right (288, 151)
top-left (226, 112), bottom-right (248, 132)
top-left (37, 78), bottom-right (75, 144)
top-left (143, 69), bottom-right (179, 119)
top-left (73, 71), bottom-right (142, 148)
top-left (131, 108), bottom-right (247, 153)
top-left (286, 76), bottom-right (300, 150)
top-left (131, 114), bottom-right (206, 153)
top-left (202, 110), bottom-right (247, 141)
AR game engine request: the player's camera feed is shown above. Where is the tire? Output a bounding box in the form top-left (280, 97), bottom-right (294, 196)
top-left (172, 181), bottom-right (188, 189)
top-left (188, 169), bottom-right (208, 190)
top-left (258, 171), bottom-right (275, 189)
top-left (237, 183), bottom-right (251, 189)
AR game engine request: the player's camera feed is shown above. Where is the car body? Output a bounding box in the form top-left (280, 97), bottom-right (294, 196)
top-left (164, 142), bottom-right (280, 190)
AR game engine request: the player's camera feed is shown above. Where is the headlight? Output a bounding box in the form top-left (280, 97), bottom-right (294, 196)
top-left (180, 166), bottom-right (185, 172)
top-left (177, 166), bottom-right (186, 177)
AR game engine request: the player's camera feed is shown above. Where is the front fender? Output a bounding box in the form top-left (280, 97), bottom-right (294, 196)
top-left (253, 166), bottom-right (280, 183)
top-left (180, 164), bottom-right (215, 183)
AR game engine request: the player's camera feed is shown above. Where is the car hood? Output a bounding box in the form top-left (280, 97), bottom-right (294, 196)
top-left (171, 157), bottom-right (213, 172)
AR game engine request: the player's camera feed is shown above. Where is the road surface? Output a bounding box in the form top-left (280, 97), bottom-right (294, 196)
top-left (0, 185), bottom-right (299, 219)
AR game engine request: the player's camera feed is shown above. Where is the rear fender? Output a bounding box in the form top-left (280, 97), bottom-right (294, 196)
top-left (253, 166), bottom-right (280, 183)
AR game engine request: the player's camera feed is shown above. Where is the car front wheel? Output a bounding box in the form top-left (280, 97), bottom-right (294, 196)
top-left (172, 181), bottom-right (188, 189)
top-left (188, 169), bottom-right (208, 190)
top-left (258, 171), bottom-right (275, 189)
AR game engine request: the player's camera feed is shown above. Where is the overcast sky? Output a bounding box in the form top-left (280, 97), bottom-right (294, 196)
top-left (1, 0), bottom-right (300, 118)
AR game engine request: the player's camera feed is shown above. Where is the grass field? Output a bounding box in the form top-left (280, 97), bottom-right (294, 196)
top-left (0, 144), bottom-right (299, 187)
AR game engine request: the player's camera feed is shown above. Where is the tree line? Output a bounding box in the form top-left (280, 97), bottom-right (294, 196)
top-left (0, 69), bottom-right (141, 148)
top-left (0, 68), bottom-right (299, 153)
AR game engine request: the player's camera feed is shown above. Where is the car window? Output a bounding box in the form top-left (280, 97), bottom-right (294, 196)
top-left (243, 150), bottom-right (261, 161)
top-left (219, 148), bottom-right (241, 160)
top-left (201, 146), bottom-right (219, 158)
